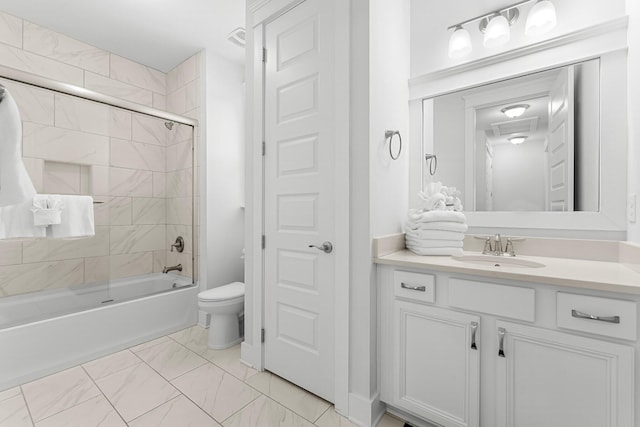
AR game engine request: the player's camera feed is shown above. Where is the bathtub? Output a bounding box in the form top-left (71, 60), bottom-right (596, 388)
top-left (0, 273), bottom-right (198, 391)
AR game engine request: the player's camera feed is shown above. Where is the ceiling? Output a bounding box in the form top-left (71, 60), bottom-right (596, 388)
top-left (0, 0), bottom-right (246, 72)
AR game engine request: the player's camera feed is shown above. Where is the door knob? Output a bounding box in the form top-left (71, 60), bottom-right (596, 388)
top-left (309, 241), bottom-right (333, 253)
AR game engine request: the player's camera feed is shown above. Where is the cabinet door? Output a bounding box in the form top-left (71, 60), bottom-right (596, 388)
top-left (496, 321), bottom-right (634, 427)
top-left (393, 300), bottom-right (480, 427)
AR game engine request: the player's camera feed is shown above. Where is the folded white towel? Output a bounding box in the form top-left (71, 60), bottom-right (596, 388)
top-left (419, 182), bottom-right (464, 212)
top-left (0, 200), bottom-right (47, 239)
top-left (404, 228), bottom-right (465, 241)
top-left (408, 209), bottom-right (467, 224)
top-left (0, 87), bottom-right (36, 207)
top-left (405, 238), bottom-right (464, 249)
top-left (48, 195), bottom-right (94, 239)
top-left (32, 195), bottom-right (63, 227)
top-left (406, 246), bottom-right (464, 256)
top-left (405, 221), bottom-right (469, 233)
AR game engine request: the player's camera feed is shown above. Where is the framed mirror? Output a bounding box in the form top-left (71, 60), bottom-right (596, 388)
top-left (410, 48), bottom-right (627, 238)
top-left (423, 58), bottom-right (600, 213)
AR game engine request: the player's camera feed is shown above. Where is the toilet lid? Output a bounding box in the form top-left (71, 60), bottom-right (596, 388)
top-left (199, 282), bottom-right (245, 301)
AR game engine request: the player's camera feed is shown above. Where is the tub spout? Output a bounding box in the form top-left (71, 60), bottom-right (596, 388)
top-left (162, 264), bottom-right (183, 274)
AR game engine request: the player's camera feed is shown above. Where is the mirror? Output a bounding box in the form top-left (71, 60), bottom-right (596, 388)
top-left (423, 59), bottom-right (600, 212)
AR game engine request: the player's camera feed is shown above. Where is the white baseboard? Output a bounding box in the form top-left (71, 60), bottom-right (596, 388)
top-left (348, 392), bottom-right (385, 427)
top-left (240, 341), bottom-right (263, 370)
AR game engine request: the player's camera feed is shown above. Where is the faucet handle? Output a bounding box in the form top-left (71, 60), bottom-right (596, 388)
top-left (503, 237), bottom-right (525, 256)
top-left (504, 239), bottom-right (515, 256)
top-left (473, 235), bottom-right (493, 254)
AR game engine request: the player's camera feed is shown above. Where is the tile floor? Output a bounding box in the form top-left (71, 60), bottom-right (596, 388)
top-left (0, 326), bottom-right (406, 427)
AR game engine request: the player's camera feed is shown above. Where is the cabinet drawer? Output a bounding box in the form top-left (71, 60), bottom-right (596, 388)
top-left (557, 292), bottom-right (637, 340)
top-left (448, 278), bottom-right (535, 321)
top-left (393, 270), bottom-right (435, 303)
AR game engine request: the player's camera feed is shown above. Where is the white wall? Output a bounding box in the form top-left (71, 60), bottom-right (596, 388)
top-left (491, 140), bottom-right (546, 211)
top-left (203, 51), bottom-right (245, 291)
top-left (349, 0), bottom-right (410, 424)
top-left (410, 0), bottom-right (627, 77)
top-left (369, 0), bottom-right (410, 237)
top-left (627, 0), bottom-right (640, 242)
top-left (574, 60), bottom-right (600, 212)
top-left (431, 95), bottom-right (465, 192)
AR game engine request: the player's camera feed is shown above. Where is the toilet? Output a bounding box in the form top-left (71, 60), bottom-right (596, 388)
top-left (197, 282), bottom-right (245, 350)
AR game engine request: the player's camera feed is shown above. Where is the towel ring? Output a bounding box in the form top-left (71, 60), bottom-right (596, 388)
top-left (425, 153), bottom-right (437, 176)
top-left (385, 130), bottom-right (402, 160)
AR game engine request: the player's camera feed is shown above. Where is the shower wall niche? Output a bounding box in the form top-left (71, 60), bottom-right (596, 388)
top-left (0, 77), bottom-right (194, 298)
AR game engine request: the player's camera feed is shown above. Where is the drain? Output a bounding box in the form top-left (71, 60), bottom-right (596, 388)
top-left (494, 263), bottom-right (501, 267)
top-left (101, 299), bottom-right (114, 304)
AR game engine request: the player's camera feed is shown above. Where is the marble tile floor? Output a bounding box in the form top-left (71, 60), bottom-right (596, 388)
top-left (0, 326), bottom-right (405, 427)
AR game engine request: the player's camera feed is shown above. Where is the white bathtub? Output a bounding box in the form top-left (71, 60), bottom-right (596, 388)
top-left (0, 273), bottom-right (198, 391)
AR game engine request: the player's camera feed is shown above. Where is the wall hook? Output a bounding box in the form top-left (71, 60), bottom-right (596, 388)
top-left (385, 130), bottom-right (402, 160)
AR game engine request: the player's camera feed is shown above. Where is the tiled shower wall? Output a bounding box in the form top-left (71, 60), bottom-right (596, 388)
top-left (0, 11), bottom-right (197, 297)
top-left (165, 53), bottom-right (201, 283)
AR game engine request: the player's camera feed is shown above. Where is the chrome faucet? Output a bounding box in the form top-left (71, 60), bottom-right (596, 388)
top-left (478, 234), bottom-right (518, 256)
top-left (162, 264), bottom-right (183, 274)
top-left (492, 234), bottom-right (503, 255)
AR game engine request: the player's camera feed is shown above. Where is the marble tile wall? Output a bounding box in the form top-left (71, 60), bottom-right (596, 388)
top-left (0, 79), bottom-right (176, 297)
top-left (0, 11), bottom-right (197, 297)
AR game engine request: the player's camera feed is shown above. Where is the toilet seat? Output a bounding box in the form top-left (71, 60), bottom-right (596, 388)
top-left (198, 282), bottom-right (244, 302)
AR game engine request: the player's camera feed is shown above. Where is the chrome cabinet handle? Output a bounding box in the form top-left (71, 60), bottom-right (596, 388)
top-left (400, 282), bottom-right (426, 292)
top-left (308, 241), bottom-right (333, 254)
top-left (498, 327), bottom-right (506, 358)
top-left (571, 309), bottom-right (620, 324)
top-left (470, 322), bottom-right (478, 350)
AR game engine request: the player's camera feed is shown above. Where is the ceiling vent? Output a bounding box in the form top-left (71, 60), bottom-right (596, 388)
top-left (227, 27), bottom-right (246, 48)
top-left (490, 116), bottom-right (539, 137)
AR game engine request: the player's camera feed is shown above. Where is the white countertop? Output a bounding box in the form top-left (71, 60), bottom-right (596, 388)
top-left (375, 250), bottom-right (640, 295)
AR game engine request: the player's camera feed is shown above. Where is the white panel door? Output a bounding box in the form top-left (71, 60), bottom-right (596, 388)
top-left (393, 300), bottom-right (480, 427)
top-left (496, 321), bottom-right (634, 427)
top-left (548, 67), bottom-right (574, 211)
top-left (263, 0), bottom-right (336, 402)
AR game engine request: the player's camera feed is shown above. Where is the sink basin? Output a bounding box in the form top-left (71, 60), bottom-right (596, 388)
top-left (452, 254), bottom-right (545, 269)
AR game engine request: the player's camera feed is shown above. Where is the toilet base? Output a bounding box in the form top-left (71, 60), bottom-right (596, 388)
top-left (207, 312), bottom-right (243, 350)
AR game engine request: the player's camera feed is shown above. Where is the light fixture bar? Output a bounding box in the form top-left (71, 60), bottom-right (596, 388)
top-left (447, 0), bottom-right (534, 30)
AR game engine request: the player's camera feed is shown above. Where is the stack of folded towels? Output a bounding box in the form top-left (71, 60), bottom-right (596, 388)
top-left (405, 182), bottom-right (468, 256)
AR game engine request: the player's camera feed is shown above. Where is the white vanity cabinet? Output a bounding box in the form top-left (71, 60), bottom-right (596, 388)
top-left (378, 265), bottom-right (637, 427)
top-left (495, 321), bottom-right (634, 427)
top-left (392, 300), bottom-right (480, 427)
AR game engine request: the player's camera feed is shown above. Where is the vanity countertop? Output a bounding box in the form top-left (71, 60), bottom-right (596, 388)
top-left (375, 249), bottom-right (640, 295)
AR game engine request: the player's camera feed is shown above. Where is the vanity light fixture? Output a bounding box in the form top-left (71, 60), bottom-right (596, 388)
top-left (509, 136), bottom-right (528, 145)
top-left (446, 0), bottom-right (557, 59)
top-left (501, 104), bottom-right (530, 118)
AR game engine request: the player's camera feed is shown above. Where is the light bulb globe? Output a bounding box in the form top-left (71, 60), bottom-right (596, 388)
top-left (448, 27), bottom-right (472, 59)
top-left (525, 0), bottom-right (557, 36)
top-left (483, 14), bottom-right (511, 48)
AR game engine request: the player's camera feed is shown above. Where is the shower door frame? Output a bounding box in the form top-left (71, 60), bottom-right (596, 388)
top-left (0, 64), bottom-right (199, 285)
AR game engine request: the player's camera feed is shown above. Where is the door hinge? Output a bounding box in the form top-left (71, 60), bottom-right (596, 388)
top-left (262, 47), bottom-right (267, 63)
top-left (261, 235), bottom-right (265, 249)
top-left (262, 141), bottom-right (266, 156)
top-left (261, 328), bottom-right (265, 343)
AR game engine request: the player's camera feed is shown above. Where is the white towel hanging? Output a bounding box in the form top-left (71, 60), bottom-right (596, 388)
top-left (0, 85), bottom-right (36, 207)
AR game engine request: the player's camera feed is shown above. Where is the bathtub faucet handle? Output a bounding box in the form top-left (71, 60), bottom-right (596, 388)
top-left (171, 236), bottom-right (184, 253)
